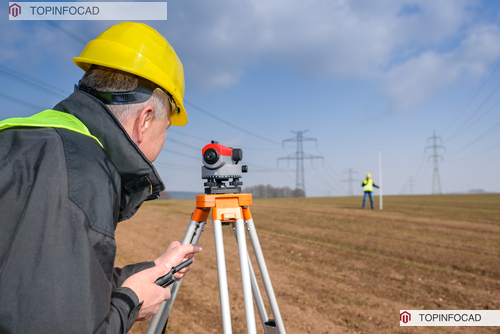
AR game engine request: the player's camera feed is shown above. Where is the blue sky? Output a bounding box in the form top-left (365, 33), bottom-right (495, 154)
top-left (1, 0), bottom-right (500, 197)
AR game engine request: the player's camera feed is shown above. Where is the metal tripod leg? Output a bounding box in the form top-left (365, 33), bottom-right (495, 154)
top-left (246, 218), bottom-right (286, 334)
top-left (145, 219), bottom-right (206, 334)
top-left (234, 218), bottom-right (257, 334)
top-left (213, 218), bottom-right (233, 333)
top-left (232, 227), bottom-right (269, 333)
top-left (231, 219), bottom-right (286, 334)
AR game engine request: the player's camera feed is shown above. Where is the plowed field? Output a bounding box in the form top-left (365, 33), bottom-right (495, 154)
top-left (115, 194), bottom-right (500, 333)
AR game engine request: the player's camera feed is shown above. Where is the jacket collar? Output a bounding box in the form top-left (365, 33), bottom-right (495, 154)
top-left (53, 90), bottom-right (165, 222)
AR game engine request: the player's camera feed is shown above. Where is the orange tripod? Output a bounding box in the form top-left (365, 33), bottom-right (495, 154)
top-left (146, 193), bottom-right (286, 334)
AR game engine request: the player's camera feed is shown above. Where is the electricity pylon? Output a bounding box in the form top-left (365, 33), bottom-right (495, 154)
top-left (277, 130), bottom-right (323, 196)
top-left (342, 168), bottom-right (358, 196)
top-left (408, 175), bottom-right (415, 195)
top-left (425, 130), bottom-right (445, 195)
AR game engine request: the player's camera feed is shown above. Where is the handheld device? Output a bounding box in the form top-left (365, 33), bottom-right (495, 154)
top-left (154, 258), bottom-right (194, 288)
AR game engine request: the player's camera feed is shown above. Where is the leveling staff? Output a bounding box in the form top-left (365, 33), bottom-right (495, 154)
top-left (0, 23), bottom-right (202, 333)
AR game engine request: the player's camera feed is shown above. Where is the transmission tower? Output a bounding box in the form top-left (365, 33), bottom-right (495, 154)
top-left (425, 130), bottom-right (445, 194)
top-left (408, 175), bottom-right (415, 195)
top-left (342, 168), bottom-right (358, 196)
top-left (277, 130), bottom-right (323, 196)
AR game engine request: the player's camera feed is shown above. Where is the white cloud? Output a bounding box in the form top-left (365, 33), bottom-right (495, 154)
top-left (2, 0), bottom-right (497, 113)
top-left (159, 0), bottom-right (496, 112)
top-left (380, 24), bottom-right (500, 111)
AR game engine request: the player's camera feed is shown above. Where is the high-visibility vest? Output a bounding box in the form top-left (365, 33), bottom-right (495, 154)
top-left (0, 109), bottom-right (102, 147)
top-left (363, 179), bottom-right (373, 192)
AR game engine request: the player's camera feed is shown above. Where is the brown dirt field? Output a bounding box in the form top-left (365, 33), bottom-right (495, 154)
top-left (114, 194), bottom-right (500, 334)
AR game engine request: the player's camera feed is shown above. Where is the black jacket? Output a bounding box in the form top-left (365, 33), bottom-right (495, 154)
top-left (0, 91), bottom-right (165, 333)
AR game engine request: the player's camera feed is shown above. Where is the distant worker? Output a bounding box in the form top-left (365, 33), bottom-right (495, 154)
top-left (361, 173), bottom-right (379, 209)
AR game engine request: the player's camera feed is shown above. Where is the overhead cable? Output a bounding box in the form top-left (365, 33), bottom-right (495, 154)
top-left (0, 65), bottom-right (69, 98)
top-left (184, 101), bottom-right (281, 145)
top-left (447, 120), bottom-right (500, 158)
top-left (0, 92), bottom-right (46, 111)
top-left (441, 53), bottom-right (500, 136)
top-left (445, 81), bottom-right (500, 143)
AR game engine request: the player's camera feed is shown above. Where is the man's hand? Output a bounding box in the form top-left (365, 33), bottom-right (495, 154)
top-left (121, 263), bottom-right (173, 321)
top-left (122, 241), bottom-right (203, 321)
top-left (154, 241), bottom-right (203, 279)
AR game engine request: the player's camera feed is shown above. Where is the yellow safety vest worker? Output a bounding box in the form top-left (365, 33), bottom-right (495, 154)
top-left (363, 179), bottom-right (373, 192)
top-left (0, 109), bottom-right (102, 147)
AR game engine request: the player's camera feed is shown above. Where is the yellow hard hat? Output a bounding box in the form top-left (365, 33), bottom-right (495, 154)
top-left (73, 22), bottom-right (187, 126)
top-left (367, 173), bottom-right (371, 178)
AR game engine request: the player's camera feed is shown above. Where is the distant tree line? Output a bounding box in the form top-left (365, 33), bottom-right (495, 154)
top-left (159, 191), bottom-right (172, 199)
top-left (243, 184), bottom-right (305, 198)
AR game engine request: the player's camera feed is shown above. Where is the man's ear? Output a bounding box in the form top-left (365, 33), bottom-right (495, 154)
top-left (135, 106), bottom-right (154, 144)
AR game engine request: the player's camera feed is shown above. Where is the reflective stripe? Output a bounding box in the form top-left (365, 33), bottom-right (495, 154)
top-left (363, 179), bottom-right (373, 192)
top-left (0, 109), bottom-right (103, 148)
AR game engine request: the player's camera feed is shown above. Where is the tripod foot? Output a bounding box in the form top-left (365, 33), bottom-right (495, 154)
top-left (264, 319), bottom-right (278, 334)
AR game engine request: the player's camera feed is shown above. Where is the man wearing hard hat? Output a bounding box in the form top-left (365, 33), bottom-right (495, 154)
top-left (361, 173), bottom-right (379, 209)
top-left (0, 22), bottom-right (202, 333)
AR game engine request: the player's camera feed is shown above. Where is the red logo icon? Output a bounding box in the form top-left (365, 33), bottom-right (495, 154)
top-left (9, 3), bottom-right (21, 17)
top-left (400, 311), bottom-right (411, 324)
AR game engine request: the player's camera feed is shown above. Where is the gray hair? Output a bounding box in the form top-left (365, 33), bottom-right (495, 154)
top-left (80, 65), bottom-right (169, 123)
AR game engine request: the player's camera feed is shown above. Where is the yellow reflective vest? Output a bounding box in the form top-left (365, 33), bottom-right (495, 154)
top-left (0, 109), bottom-right (102, 147)
top-left (363, 179), bottom-right (373, 192)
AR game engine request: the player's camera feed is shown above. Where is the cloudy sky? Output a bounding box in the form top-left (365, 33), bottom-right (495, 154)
top-left (1, 0), bottom-right (500, 197)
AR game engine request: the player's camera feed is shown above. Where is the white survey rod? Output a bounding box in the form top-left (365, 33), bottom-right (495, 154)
top-left (379, 150), bottom-right (383, 210)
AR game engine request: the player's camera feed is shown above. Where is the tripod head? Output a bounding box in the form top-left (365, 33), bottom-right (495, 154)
top-left (202, 141), bottom-right (248, 194)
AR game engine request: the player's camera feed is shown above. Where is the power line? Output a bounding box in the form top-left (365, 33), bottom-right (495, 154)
top-left (445, 80), bottom-right (500, 143)
top-left (447, 139), bottom-right (500, 162)
top-left (165, 137), bottom-right (200, 152)
top-left (407, 175), bottom-right (415, 195)
top-left (458, 95), bottom-right (500, 133)
top-left (184, 101), bottom-right (281, 145)
top-left (309, 167), bottom-right (338, 196)
top-left (320, 165), bottom-right (347, 194)
top-left (167, 128), bottom-right (212, 143)
top-left (446, 119), bottom-right (500, 159)
top-left (0, 62), bottom-right (280, 150)
top-left (304, 166), bottom-right (334, 195)
top-left (425, 130), bottom-right (445, 194)
top-left (414, 150), bottom-right (427, 179)
top-left (441, 53), bottom-right (500, 136)
top-left (0, 65), bottom-right (70, 98)
top-left (342, 168), bottom-right (358, 196)
top-left (45, 21), bottom-right (89, 45)
top-left (312, 146), bottom-right (347, 193)
top-left (0, 92), bottom-right (46, 111)
top-left (161, 148), bottom-right (199, 160)
top-left (153, 161), bottom-right (199, 171)
top-left (277, 130), bottom-right (323, 196)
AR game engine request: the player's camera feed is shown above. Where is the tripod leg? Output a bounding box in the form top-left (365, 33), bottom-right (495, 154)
top-left (232, 227), bottom-right (270, 333)
top-left (213, 219), bottom-right (233, 334)
top-left (146, 219), bottom-right (206, 334)
top-left (234, 219), bottom-right (257, 334)
top-left (246, 218), bottom-right (286, 334)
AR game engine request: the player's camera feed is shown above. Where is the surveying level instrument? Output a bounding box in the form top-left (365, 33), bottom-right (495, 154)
top-left (202, 140), bottom-right (248, 194)
top-left (146, 141), bottom-right (286, 334)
